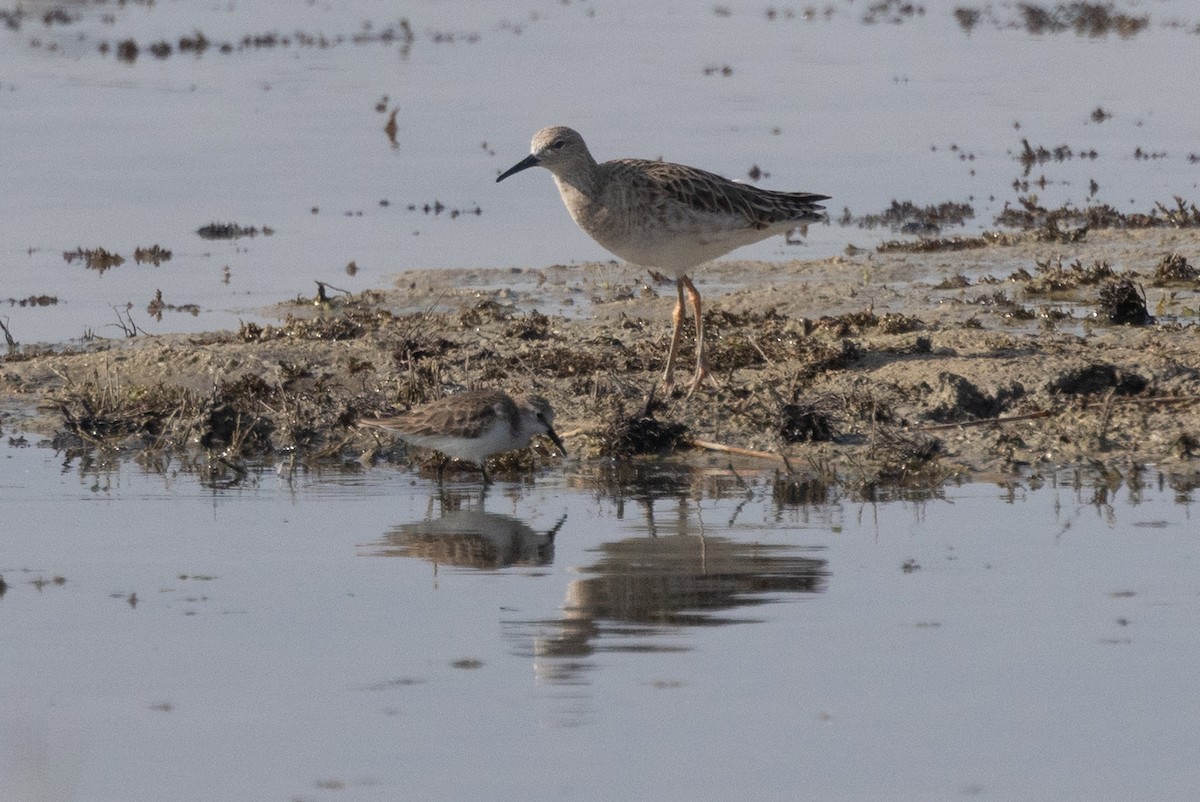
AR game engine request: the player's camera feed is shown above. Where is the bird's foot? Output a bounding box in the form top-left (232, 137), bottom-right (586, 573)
top-left (683, 365), bottom-right (712, 397)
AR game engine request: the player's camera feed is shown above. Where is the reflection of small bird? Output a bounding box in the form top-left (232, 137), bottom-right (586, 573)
top-left (360, 390), bottom-right (566, 484)
top-left (371, 510), bottom-right (568, 569)
top-left (497, 125), bottom-right (829, 395)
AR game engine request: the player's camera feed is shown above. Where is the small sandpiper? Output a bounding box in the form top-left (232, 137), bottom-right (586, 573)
top-left (497, 125), bottom-right (829, 396)
top-left (361, 390), bottom-right (566, 484)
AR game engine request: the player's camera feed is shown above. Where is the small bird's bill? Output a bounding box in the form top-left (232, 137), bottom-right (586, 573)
top-left (544, 426), bottom-right (568, 457)
top-left (496, 153), bottom-right (540, 182)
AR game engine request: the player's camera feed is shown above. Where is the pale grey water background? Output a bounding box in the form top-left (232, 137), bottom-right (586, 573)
top-left (2, 438), bottom-right (1199, 799)
top-left (4, 1), bottom-right (1200, 799)
top-left (3, 0), bottom-right (1199, 344)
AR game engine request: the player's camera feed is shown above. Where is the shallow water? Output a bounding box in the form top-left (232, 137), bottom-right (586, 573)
top-left (3, 0), bottom-right (1200, 344)
top-left (2, 436), bottom-right (1199, 800)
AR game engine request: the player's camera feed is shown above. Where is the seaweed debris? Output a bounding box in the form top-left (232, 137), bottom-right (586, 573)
top-left (997, 195), bottom-right (1200, 231)
top-left (1020, 257), bottom-right (1116, 295)
top-left (844, 200), bottom-right (975, 234)
top-left (63, 247), bottom-right (125, 273)
top-left (1151, 253), bottom-right (1198, 285)
top-left (196, 223), bottom-right (273, 240)
top-left (1096, 279), bottom-right (1152, 325)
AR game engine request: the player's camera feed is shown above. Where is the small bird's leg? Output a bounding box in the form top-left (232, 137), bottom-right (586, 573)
top-left (681, 275), bottom-right (710, 395)
top-left (478, 465), bottom-right (491, 502)
top-left (661, 278), bottom-right (688, 395)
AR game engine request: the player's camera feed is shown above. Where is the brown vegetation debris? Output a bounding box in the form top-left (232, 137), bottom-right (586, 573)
top-left (1151, 253), bottom-right (1198, 285)
top-left (778, 396), bottom-right (839, 443)
top-left (405, 201), bottom-right (482, 218)
top-left (878, 313), bottom-right (925, 334)
top-left (1020, 257), bottom-right (1116, 295)
top-left (459, 300), bottom-right (518, 328)
top-left (7, 295), bottom-right (58, 307)
top-left (862, 0), bottom-right (926, 25)
top-left (502, 310), bottom-right (553, 340)
top-left (1017, 3), bottom-right (1148, 37)
top-left (147, 290), bottom-right (201, 321)
top-left (50, 345), bottom-right (392, 463)
top-left (1096, 279), bottom-right (1152, 325)
top-left (1154, 198), bottom-right (1200, 227)
top-left (923, 372), bottom-right (1025, 423)
top-left (241, 307), bottom-right (402, 343)
top-left (877, 232), bottom-right (1016, 253)
top-left (196, 222), bottom-right (271, 240)
top-left (934, 275), bottom-right (972, 290)
top-left (63, 247), bottom-right (125, 272)
top-left (815, 309), bottom-right (878, 336)
top-left (953, 7), bottom-right (982, 32)
top-left (997, 195), bottom-right (1200, 232)
top-left (115, 39), bottom-right (138, 62)
top-left (134, 245), bottom-right (172, 265)
top-left (863, 426), bottom-right (946, 490)
top-left (795, 339), bottom-right (865, 381)
top-left (1046, 364), bottom-right (1147, 396)
top-left (848, 200), bottom-right (975, 233)
top-left (56, 380), bottom-right (198, 446)
top-left (1016, 139), bottom-right (1090, 175)
top-left (179, 32), bottom-right (211, 53)
top-left (596, 396), bottom-right (689, 457)
top-left (518, 343), bottom-right (614, 379)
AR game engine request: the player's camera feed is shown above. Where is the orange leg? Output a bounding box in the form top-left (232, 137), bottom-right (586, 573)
top-left (681, 275), bottom-right (709, 395)
top-left (661, 278), bottom-right (688, 394)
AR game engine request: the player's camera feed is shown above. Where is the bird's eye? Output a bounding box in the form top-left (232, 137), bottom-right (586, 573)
top-left (550, 139), bottom-right (565, 150)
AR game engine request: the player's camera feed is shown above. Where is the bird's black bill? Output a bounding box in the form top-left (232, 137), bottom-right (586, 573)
top-left (496, 153), bottom-right (540, 182)
top-left (544, 426), bottom-right (568, 457)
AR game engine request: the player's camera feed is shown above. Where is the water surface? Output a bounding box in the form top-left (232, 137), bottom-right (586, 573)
top-left (3, 0), bottom-right (1199, 343)
top-left (2, 438), bottom-right (1198, 799)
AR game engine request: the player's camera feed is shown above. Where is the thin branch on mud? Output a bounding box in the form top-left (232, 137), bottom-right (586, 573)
top-left (746, 336), bottom-right (770, 364)
top-left (314, 281), bottom-right (354, 304)
top-left (915, 410), bottom-right (1056, 432)
top-left (689, 438), bottom-right (787, 464)
top-left (913, 394), bottom-right (1200, 433)
top-left (111, 305), bottom-right (142, 337)
top-left (0, 317), bottom-right (16, 352)
top-left (554, 427), bottom-right (585, 440)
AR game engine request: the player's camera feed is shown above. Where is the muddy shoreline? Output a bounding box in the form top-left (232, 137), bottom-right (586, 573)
top-left (3, 226), bottom-right (1200, 490)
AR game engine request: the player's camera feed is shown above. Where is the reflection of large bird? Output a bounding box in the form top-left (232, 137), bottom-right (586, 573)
top-left (369, 510), bottom-right (567, 569)
top-left (533, 534), bottom-right (827, 682)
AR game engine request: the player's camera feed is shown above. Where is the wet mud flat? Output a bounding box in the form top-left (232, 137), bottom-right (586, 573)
top-left (3, 224), bottom-right (1200, 493)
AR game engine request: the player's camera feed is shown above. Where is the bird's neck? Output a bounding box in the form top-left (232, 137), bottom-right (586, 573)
top-left (552, 163), bottom-right (599, 201)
